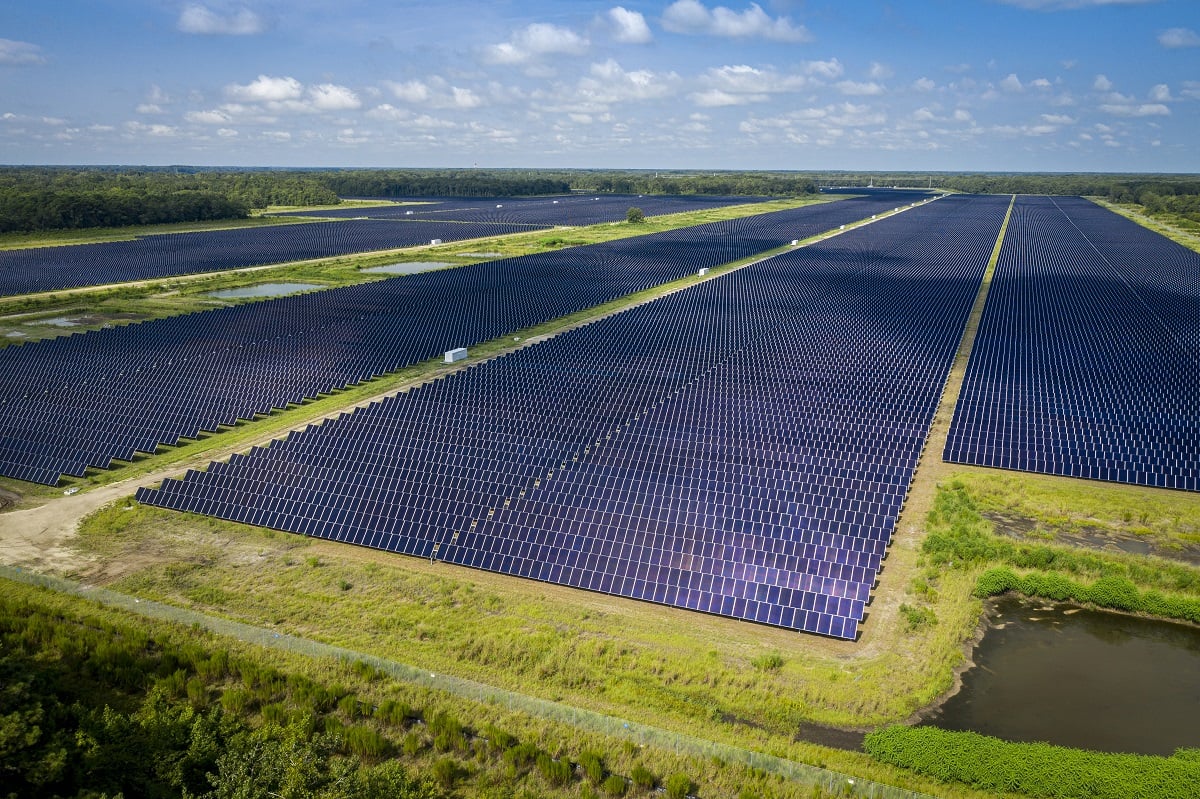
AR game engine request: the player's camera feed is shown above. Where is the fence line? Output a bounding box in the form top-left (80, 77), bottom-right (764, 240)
top-left (0, 564), bottom-right (936, 799)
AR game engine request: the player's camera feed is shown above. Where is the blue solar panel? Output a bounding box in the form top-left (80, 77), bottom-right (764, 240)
top-left (0, 194), bottom-right (916, 487)
top-left (137, 193), bottom-right (1010, 639)
top-left (945, 196), bottom-right (1200, 492)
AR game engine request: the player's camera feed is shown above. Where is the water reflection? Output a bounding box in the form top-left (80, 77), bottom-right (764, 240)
top-left (921, 595), bottom-right (1200, 756)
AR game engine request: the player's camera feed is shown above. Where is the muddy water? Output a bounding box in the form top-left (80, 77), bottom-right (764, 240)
top-left (921, 595), bottom-right (1200, 756)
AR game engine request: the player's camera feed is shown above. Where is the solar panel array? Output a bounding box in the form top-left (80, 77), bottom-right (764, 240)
top-left (277, 193), bottom-right (773, 227)
top-left (137, 193), bottom-right (1009, 638)
top-left (0, 219), bottom-right (546, 297)
top-left (0, 194), bottom-right (911, 486)
top-left (945, 195), bottom-right (1200, 491)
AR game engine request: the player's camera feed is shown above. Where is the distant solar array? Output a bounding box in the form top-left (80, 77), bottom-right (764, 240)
top-left (0, 193), bottom-right (911, 486)
top-left (137, 194), bottom-right (1009, 638)
top-left (0, 219), bottom-right (545, 297)
top-left (276, 193), bottom-right (774, 227)
top-left (945, 196), bottom-right (1199, 491)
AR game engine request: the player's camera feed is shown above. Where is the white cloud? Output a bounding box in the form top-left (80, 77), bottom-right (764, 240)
top-left (577, 59), bottom-right (679, 105)
top-left (804, 58), bottom-right (844, 80)
top-left (309, 84), bottom-right (361, 111)
top-left (1158, 27), bottom-right (1200, 48)
top-left (124, 121), bottom-right (179, 138)
top-left (691, 89), bottom-right (762, 107)
top-left (913, 77), bottom-right (936, 92)
top-left (662, 0), bottom-right (812, 42)
top-left (484, 23), bottom-right (589, 64)
top-left (836, 80), bottom-right (885, 96)
top-left (186, 109), bottom-right (234, 124)
top-left (226, 75), bottom-right (303, 103)
top-left (868, 62), bottom-right (893, 80)
top-left (217, 128), bottom-right (238, 138)
top-left (1093, 74), bottom-right (1113, 91)
top-left (608, 7), bottom-right (653, 44)
top-left (1000, 73), bottom-right (1023, 92)
top-left (1099, 102), bottom-right (1170, 117)
top-left (136, 104), bottom-right (164, 115)
top-left (1182, 81), bottom-right (1200, 100)
top-left (1030, 77), bottom-right (1052, 89)
top-left (953, 109), bottom-right (973, 122)
top-left (178, 5), bottom-right (265, 36)
top-left (1041, 113), bottom-right (1076, 124)
top-left (450, 87), bottom-right (482, 109)
top-left (1149, 83), bottom-right (1172, 102)
top-left (0, 38), bottom-right (46, 66)
top-left (384, 80), bottom-right (430, 104)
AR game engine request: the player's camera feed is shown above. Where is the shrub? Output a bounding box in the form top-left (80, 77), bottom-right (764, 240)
top-left (536, 752), bottom-right (573, 786)
top-left (750, 652), bottom-right (784, 671)
top-left (431, 757), bottom-right (467, 789)
top-left (898, 603), bottom-right (937, 631)
top-left (374, 699), bottom-right (412, 727)
top-left (630, 764), bottom-right (657, 790)
top-left (579, 749), bottom-right (606, 784)
top-left (603, 774), bottom-right (629, 796)
top-left (665, 772), bottom-right (696, 799)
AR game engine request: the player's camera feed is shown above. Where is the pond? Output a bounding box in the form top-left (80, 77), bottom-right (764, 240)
top-left (920, 594), bottom-right (1200, 756)
top-left (207, 282), bottom-right (323, 299)
top-left (361, 261), bottom-right (453, 275)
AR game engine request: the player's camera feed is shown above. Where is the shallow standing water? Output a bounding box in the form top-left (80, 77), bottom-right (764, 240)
top-left (361, 261), bottom-right (452, 275)
top-left (921, 595), bottom-right (1200, 755)
top-left (207, 282), bottom-right (322, 299)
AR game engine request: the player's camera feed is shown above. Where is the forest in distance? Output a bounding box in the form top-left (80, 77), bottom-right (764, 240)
top-left (1, 165), bottom-right (1198, 234)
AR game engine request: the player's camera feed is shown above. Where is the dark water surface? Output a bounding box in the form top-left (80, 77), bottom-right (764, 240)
top-left (921, 595), bottom-right (1200, 755)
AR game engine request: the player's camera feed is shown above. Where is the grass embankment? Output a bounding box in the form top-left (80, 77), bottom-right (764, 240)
top-left (1089, 198), bottom-right (1200, 254)
top-left (860, 479), bottom-right (1200, 799)
top-left (0, 575), bottom-right (816, 799)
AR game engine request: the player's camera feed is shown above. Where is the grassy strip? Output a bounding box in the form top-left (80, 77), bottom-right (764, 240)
top-left (922, 480), bottom-right (1200, 596)
top-left (1, 570), bottom-right (956, 799)
top-left (1089, 198), bottom-right (1200, 255)
top-left (863, 727), bottom-right (1200, 799)
top-left (946, 470), bottom-right (1200, 556)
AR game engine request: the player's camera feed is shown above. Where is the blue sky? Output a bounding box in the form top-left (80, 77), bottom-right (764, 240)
top-left (1, 1), bottom-right (1197, 170)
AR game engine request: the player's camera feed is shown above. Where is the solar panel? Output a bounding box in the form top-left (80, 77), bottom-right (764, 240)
top-left (138, 193), bottom-right (1010, 638)
top-left (945, 196), bottom-right (1200, 492)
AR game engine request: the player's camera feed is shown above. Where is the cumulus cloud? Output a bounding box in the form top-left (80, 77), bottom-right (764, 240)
top-left (226, 75), bottom-right (303, 103)
top-left (0, 38), bottom-right (46, 66)
top-left (913, 77), bottom-right (936, 92)
top-left (309, 83), bottom-right (361, 111)
top-left (384, 80), bottom-right (430, 104)
top-left (1000, 73), bottom-right (1023, 92)
top-left (382, 77), bottom-right (483, 109)
top-left (868, 62), bottom-right (893, 80)
top-left (1158, 27), bottom-right (1200, 48)
top-left (1093, 74), bottom-right (1113, 91)
top-left (178, 5), bottom-right (265, 36)
top-left (1149, 83), bottom-right (1172, 102)
top-left (804, 58), bottom-right (844, 80)
top-left (577, 59), bottom-right (679, 105)
top-left (608, 7), bottom-right (653, 44)
top-left (1100, 102), bottom-right (1170, 117)
top-left (662, 0), bottom-right (812, 42)
top-left (186, 109), bottom-right (234, 125)
top-left (836, 80), bottom-right (885, 96)
top-left (484, 23), bottom-right (589, 64)
top-left (1041, 113), bottom-right (1076, 124)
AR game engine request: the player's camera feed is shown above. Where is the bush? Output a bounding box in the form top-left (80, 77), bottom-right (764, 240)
top-left (431, 757), bottom-right (467, 788)
top-left (864, 726), bottom-right (1200, 799)
top-left (504, 741), bottom-right (541, 770)
top-left (374, 699), bottom-right (412, 727)
top-left (579, 749), bottom-right (606, 784)
top-left (630, 764), bottom-right (657, 790)
top-left (603, 774), bottom-right (629, 796)
top-left (665, 772), bottom-right (696, 799)
top-left (750, 652), bottom-right (784, 671)
top-left (536, 753), bottom-right (573, 786)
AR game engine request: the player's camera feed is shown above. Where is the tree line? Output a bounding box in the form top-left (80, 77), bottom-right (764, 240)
top-left (3, 166), bottom-right (1198, 234)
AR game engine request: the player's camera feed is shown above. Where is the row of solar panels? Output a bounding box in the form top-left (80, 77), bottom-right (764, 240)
top-left (0, 193), bottom-right (917, 487)
top-left (137, 194), bottom-right (1010, 638)
top-left (945, 195), bottom-right (1199, 492)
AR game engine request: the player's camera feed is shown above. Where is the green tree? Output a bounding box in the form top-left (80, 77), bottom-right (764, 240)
top-left (626, 206), bottom-right (645, 223)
